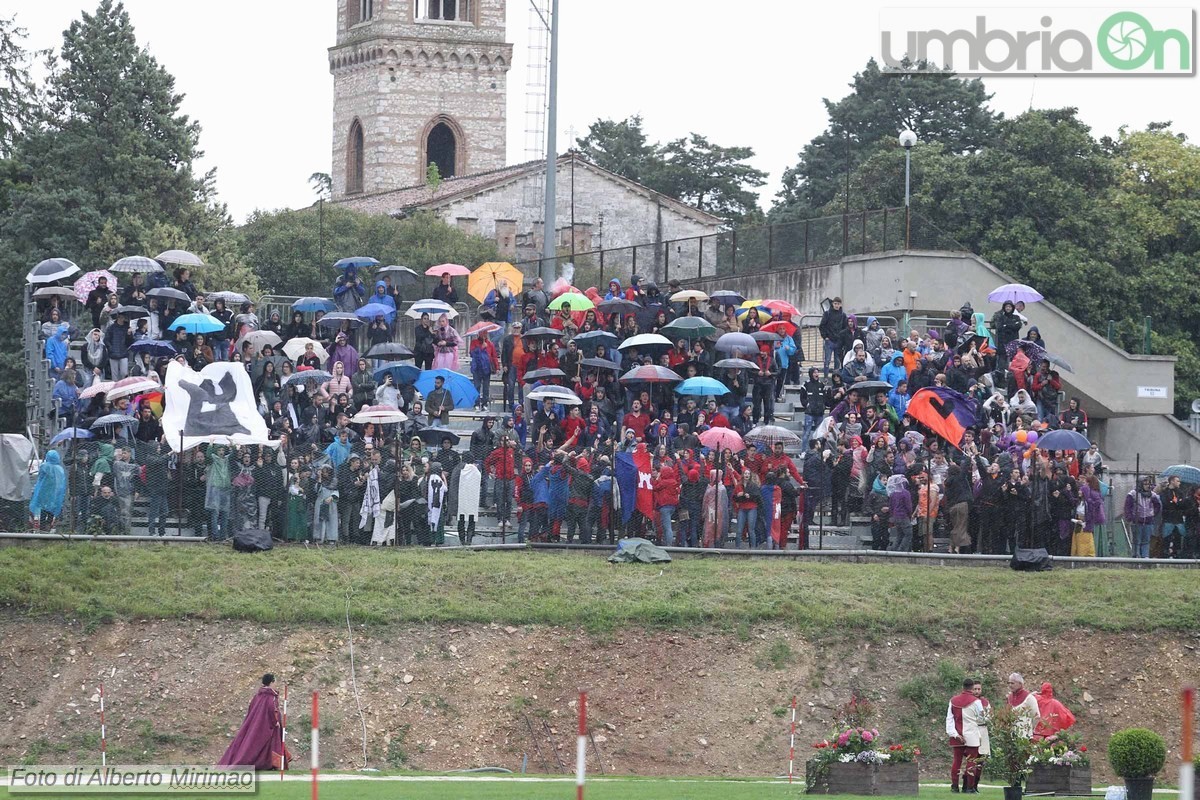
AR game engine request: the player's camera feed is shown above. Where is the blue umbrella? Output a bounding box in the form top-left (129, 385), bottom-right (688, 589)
top-left (129, 339), bottom-right (178, 358)
top-left (169, 313), bottom-right (225, 335)
top-left (414, 369), bottom-right (478, 408)
top-left (373, 364), bottom-right (420, 385)
top-left (50, 427), bottom-right (94, 445)
top-left (333, 256), bottom-right (380, 271)
top-left (1161, 464), bottom-right (1200, 485)
top-left (675, 376), bottom-right (728, 396)
top-left (355, 302), bottom-right (395, 320)
top-left (293, 297), bottom-right (335, 313)
top-left (1035, 429), bottom-right (1091, 452)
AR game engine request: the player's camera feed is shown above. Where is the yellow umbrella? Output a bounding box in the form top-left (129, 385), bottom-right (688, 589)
top-left (469, 261), bottom-right (525, 303)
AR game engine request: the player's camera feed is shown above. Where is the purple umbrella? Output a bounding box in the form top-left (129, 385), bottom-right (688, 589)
top-left (988, 283), bottom-right (1043, 304)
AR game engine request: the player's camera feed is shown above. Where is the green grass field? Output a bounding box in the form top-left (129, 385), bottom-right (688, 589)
top-left (0, 543), bottom-right (1195, 635)
top-left (0, 775), bottom-right (978, 800)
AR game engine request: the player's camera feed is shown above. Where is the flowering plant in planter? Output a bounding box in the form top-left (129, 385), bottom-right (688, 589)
top-left (1028, 733), bottom-right (1090, 767)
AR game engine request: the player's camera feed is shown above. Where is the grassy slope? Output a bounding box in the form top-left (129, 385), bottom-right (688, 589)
top-left (0, 545), bottom-right (1194, 636)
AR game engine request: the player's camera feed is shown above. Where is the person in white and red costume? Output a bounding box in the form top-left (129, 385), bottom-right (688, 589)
top-left (946, 678), bottom-right (991, 793)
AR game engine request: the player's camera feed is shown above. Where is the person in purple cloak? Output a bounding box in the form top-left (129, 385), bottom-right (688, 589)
top-left (217, 673), bottom-right (290, 770)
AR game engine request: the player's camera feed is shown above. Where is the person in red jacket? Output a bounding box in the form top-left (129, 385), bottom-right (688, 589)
top-left (560, 405), bottom-right (585, 443)
top-left (622, 399), bottom-right (651, 441)
top-left (705, 399), bottom-right (730, 428)
top-left (653, 463), bottom-right (681, 545)
top-left (514, 457), bottom-right (544, 543)
top-left (764, 441), bottom-right (804, 485)
top-left (483, 437), bottom-right (518, 531)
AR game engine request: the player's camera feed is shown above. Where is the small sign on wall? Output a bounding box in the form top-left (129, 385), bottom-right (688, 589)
top-left (1137, 386), bottom-right (1168, 399)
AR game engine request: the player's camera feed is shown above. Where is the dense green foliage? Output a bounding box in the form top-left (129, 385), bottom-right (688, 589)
top-left (575, 115), bottom-right (767, 223)
top-left (2, 545), bottom-right (1197, 635)
top-left (774, 59), bottom-right (1200, 416)
top-left (237, 206), bottom-right (498, 299)
top-left (1107, 728), bottom-right (1166, 778)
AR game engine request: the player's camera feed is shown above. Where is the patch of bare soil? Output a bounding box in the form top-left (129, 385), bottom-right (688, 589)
top-left (1, 614), bottom-right (1197, 781)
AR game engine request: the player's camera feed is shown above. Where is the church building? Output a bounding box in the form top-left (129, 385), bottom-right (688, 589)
top-left (328, 0), bottom-right (723, 268)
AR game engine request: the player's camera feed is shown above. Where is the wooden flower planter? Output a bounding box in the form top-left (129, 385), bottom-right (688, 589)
top-left (1025, 764), bottom-right (1093, 795)
top-left (806, 760), bottom-right (920, 795)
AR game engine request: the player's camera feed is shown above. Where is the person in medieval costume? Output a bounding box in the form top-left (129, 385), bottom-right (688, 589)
top-left (217, 674), bottom-right (291, 770)
top-left (946, 678), bottom-right (990, 794)
top-left (360, 460), bottom-right (384, 544)
top-left (701, 469), bottom-right (729, 548)
top-left (1006, 672), bottom-right (1041, 738)
top-left (311, 466), bottom-right (339, 544)
top-left (1034, 682), bottom-right (1077, 741)
top-left (426, 462), bottom-right (448, 545)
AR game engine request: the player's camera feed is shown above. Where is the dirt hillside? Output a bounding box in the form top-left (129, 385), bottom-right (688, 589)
top-left (2, 614), bottom-right (1197, 781)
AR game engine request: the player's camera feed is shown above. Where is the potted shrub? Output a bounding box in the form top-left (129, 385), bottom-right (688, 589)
top-left (987, 706), bottom-right (1033, 800)
top-left (806, 698), bottom-right (920, 795)
top-left (1108, 728), bottom-right (1166, 800)
top-left (1026, 733), bottom-right (1092, 794)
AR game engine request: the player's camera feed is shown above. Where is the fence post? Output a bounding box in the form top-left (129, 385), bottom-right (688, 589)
top-left (631, 247), bottom-right (637, 282)
top-left (1143, 316), bottom-right (1151, 354)
top-left (730, 230), bottom-right (737, 275)
top-left (664, 241), bottom-right (670, 285)
top-left (842, 213), bottom-right (849, 256)
top-left (767, 224), bottom-right (774, 271)
top-left (599, 249), bottom-right (605, 289)
top-left (882, 208), bottom-right (888, 250)
top-left (803, 220), bottom-right (809, 263)
top-left (1107, 319), bottom-right (1115, 342)
top-left (698, 235), bottom-right (704, 278)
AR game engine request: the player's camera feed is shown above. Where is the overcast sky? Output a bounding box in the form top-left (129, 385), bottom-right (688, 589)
top-left (11, 1), bottom-right (1199, 222)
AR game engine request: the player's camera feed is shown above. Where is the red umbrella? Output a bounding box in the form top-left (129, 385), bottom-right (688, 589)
top-left (618, 365), bottom-right (682, 384)
top-left (465, 321), bottom-right (501, 337)
top-left (699, 427), bottom-right (745, 453)
top-left (761, 319), bottom-right (798, 337)
top-left (426, 263), bottom-right (470, 277)
top-left (763, 299), bottom-right (800, 317)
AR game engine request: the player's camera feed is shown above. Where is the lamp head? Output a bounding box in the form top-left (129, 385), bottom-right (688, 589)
top-left (899, 129), bottom-right (918, 149)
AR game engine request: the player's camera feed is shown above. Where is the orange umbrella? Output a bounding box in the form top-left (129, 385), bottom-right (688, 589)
top-left (468, 261), bottom-right (524, 303)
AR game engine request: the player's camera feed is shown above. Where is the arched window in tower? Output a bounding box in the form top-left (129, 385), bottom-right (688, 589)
top-left (426, 123), bottom-right (456, 178)
top-left (349, 0), bottom-right (373, 24)
top-left (347, 120), bottom-right (365, 194)
top-left (416, 0), bottom-right (474, 23)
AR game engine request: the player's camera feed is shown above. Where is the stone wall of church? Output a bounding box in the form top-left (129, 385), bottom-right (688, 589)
top-left (436, 163), bottom-right (723, 281)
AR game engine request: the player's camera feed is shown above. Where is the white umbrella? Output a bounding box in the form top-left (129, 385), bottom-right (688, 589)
top-left (527, 386), bottom-right (582, 405)
top-left (282, 337), bottom-right (329, 363)
top-left (27, 258), bottom-right (81, 284)
top-left (155, 249), bottom-right (205, 267)
top-left (107, 376), bottom-right (159, 401)
top-left (32, 287), bottom-right (80, 300)
top-left (235, 330), bottom-right (283, 353)
top-left (669, 289), bottom-right (709, 302)
top-left (617, 333), bottom-right (672, 351)
top-left (405, 300), bottom-right (458, 320)
top-left (351, 405), bottom-right (408, 424)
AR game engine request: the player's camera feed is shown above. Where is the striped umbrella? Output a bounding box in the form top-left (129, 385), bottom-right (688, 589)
top-left (744, 425), bottom-right (802, 448)
top-left (110, 255), bottom-right (164, 274)
top-left (154, 249), bottom-right (204, 267)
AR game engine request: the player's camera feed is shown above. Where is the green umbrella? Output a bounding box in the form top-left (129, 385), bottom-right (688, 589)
top-left (547, 292), bottom-right (594, 311)
top-left (661, 316), bottom-right (717, 339)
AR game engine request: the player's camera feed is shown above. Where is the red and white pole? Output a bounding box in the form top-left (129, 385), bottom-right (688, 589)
top-left (281, 684), bottom-right (288, 781)
top-left (576, 691), bottom-right (587, 800)
top-left (788, 695), bottom-right (797, 784)
top-left (311, 692), bottom-right (319, 800)
top-left (99, 682), bottom-right (107, 767)
top-left (1182, 686), bottom-right (1195, 800)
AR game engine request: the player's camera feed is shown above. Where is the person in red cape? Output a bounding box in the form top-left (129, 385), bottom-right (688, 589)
top-left (1034, 682), bottom-right (1077, 741)
top-left (218, 673), bottom-right (291, 770)
top-left (1006, 672), bottom-right (1041, 738)
top-left (945, 678), bottom-right (990, 794)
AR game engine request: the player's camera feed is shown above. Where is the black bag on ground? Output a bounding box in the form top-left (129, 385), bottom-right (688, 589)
top-left (1010, 547), bottom-right (1051, 571)
top-left (232, 528), bottom-right (273, 553)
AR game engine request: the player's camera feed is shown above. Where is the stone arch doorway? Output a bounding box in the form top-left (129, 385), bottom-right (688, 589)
top-left (426, 122), bottom-right (457, 178)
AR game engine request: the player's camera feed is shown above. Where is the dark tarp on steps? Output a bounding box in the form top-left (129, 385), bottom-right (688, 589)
top-left (607, 537), bottom-right (671, 564)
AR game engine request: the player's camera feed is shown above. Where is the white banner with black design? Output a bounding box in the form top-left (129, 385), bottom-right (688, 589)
top-left (162, 361), bottom-right (278, 452)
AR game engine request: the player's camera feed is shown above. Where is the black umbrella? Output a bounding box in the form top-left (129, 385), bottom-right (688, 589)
top-left (955, 334), bottom-right (990, 354)
top-left (524, 367), bottom-right (566, 383)
top-left (522, 327), bottom-right (564, 341)
top-left (114, 304), bottom-right (150, 318)
top-left (712, 358), bottom-right (757, 370)
top-left (147, 287), bottom-right (191, 303)
top-left (366, 342), bottom-right (415, 361)
top-left (751, 331), bottom-right (781, 343)
top-left (581, 357), bottom-right (621, 371)
top-left (597, 298), bottom-right (641, 315)
top-left (376, 265), bottom-right (421, 285)
top-left (26, 258), bottom-right (81, 285)
top-left (850, 380), bottom-right (894, 392)
top-left (416, 428), bottom-right (461, 446)
top-left (709, 290), bottom-right (745, 305)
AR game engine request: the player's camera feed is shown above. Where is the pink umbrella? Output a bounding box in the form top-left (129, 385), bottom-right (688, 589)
top-left (763, 299), bottom-right (801, 317)
top-left (80, 380), bottom-right (114, 400)
top-left (73, 270), bottom-right (118, 302)
top-left (699, 427), bottom-right (745, 453)
top-left (465, 321), bottom-right (501, 338)
top-left (107, 376), bottom-right (159, 401)
top-left (425, 263), bottom-right (470, 277)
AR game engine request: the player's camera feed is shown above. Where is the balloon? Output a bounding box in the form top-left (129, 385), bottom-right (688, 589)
top-left (1026, 430), bottom-right (1038, 444)
top-left (1015, 430), bottom-right (1028, 444)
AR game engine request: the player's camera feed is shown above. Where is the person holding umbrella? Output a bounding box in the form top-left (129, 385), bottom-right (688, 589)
top-left (425, 374), bottom-right (454, 428)
top-left (334, 267), bottom-right (366, 312)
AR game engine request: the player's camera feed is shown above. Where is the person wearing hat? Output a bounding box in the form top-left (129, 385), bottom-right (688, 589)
top-left (521, 277), bottom-right (550, 325)
top-left (425, 375), bottom-right (453, 428)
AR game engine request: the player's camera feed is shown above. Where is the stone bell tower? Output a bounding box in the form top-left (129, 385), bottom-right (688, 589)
top-left (329, 0), bottom-right (512, 198)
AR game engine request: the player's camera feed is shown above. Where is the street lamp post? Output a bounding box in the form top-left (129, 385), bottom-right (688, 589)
top-left (899, 129), bottom-right (917, 249)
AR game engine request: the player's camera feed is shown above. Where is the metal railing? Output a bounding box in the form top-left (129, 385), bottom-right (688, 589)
top-left (512, 208), bottom-right (968, 288)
